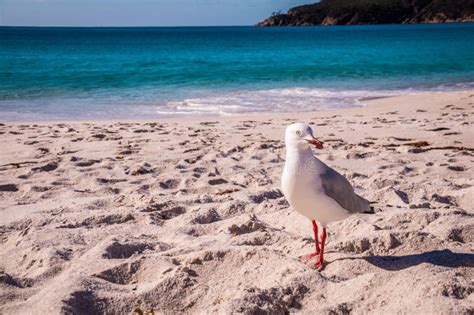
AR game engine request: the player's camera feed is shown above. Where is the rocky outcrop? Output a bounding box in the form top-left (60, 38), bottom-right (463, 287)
top-left (257, 0), bottom-right (474, 26)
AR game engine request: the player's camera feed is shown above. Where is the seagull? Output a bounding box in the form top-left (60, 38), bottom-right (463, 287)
top-left (281, 122), bottom-right (371, 270)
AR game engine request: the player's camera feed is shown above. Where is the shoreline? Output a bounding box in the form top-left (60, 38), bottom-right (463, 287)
top-left (0, 89), bottom-right (473, 313)
top-left (1, 89), bottom-right (471, 125)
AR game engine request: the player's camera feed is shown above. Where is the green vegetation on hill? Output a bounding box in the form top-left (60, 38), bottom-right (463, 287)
top-left (257, 0), bottom-right (474, 26)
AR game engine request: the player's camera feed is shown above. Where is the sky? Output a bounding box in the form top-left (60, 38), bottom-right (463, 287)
top-left (0, 0), bottom-right (317, 27)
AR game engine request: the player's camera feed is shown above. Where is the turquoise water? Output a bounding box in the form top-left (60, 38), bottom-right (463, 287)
top-left (1, 24), bottom-right (474, 120)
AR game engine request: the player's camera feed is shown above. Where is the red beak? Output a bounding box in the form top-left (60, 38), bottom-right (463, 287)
top-left (308, 137), bottom-right (324, 149)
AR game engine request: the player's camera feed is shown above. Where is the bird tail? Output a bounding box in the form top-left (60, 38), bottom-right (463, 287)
top-left (356, 194), bottom-right (373, 214)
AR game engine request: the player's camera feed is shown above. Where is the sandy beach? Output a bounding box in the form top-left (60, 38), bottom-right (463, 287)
top-left (0, 90), bottom-right (473, 314)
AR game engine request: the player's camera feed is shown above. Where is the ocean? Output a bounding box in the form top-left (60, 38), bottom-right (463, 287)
top-left (1, 23), bottom-right (473, 121)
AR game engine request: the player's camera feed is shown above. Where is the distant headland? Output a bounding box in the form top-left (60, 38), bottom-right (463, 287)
top-left (257, 0), bottom-right (474, 26)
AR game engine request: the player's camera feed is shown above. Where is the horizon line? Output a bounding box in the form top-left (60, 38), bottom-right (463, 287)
top-left (1, 21), bottom-right (473, 29)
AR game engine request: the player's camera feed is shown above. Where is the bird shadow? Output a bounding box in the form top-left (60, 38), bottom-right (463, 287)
top-left (333, 249), bottom-right (474, 271)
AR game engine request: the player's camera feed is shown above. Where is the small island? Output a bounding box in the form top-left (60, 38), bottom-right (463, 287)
top-left (257, 0), bottom-right (474, 26)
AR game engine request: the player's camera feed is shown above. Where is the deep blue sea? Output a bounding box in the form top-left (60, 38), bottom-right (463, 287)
top-left (1, 24), bottom-right (474, 120)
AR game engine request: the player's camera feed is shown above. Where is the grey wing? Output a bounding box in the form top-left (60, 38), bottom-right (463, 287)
top-left (319, 165), bottom-right (371, 214)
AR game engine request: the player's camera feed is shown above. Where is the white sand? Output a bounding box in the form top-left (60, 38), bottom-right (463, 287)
top-left (0, 90), bottom-right (473, 314)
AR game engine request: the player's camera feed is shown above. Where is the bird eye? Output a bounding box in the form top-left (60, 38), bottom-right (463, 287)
top-left (296, 130), bottom-right (302, 136)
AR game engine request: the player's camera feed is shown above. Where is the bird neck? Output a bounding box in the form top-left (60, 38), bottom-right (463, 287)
top-left (285, 146), bottom-right (314, 160)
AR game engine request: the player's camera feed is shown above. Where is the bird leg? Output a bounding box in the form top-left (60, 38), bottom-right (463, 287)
top-left (315, 227), bottom-right (327, 270)
top-left (312, 220), bottom-right (321, 255)
top-left (300, 219), bottom-right (320, 262)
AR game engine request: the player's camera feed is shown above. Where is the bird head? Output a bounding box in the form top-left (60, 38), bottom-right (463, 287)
top-left (285, 123), bottom-right (324, 151)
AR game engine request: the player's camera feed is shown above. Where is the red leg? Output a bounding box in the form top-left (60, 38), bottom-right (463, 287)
top-left (315, 227), bottom-right (327, 270)
top-left (300, 220), bottom-right (320, 262)
top-left (312, 220), bottom-right (320, 255)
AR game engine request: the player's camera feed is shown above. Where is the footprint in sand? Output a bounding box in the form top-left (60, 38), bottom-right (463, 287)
top-left (32, 161), bottom-right (59, 172)
top-left (208, 178), bottom-right (228, 186)
top-left (24, 140), bottom-right (39, 145)
top-left (444, 132), bottom-right (461, 136)
top-left (96, 178), bottom-right (127, 184)
top-left (249, 189), bottom-right (283, 204)
top-left (228, 218), bottom-right (266, 235)
top-left (140, 201), bottom-right (186, 220)
top-left (75, 159), bottom-right (100, 167)
top-left (126, 163), bottom-right (154, 175)
top-left (0, 184), bottom-right (19, 192)
top-left (133, 128), bottom-right (150, 133)
top-left (58, 213), bottom-right (134, 229)
top-left (192, 167), bottom-right (207, 174)
top-left (346, 152), bottom-right (375, 159)
top-left (90, 133), bottom-right (106, 140)
top-left (448, 165), bottom-right (465, 172)
top-left (184, 155), bottom-right (203, 164)
top-left (191, 208), bottom-right (221, 224)
top-left (95, 260), bottom-right (143, 284)
top-left (200, 121), bottom-right (219, 126)
top-left (427, 127), bottom-right (450, 132)
top-left (159, 179), bottom-right (180, 189)
top-left (0, 272), bottom-right (32, 288)
top-left (102, 241), bottom-right (163, 259)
